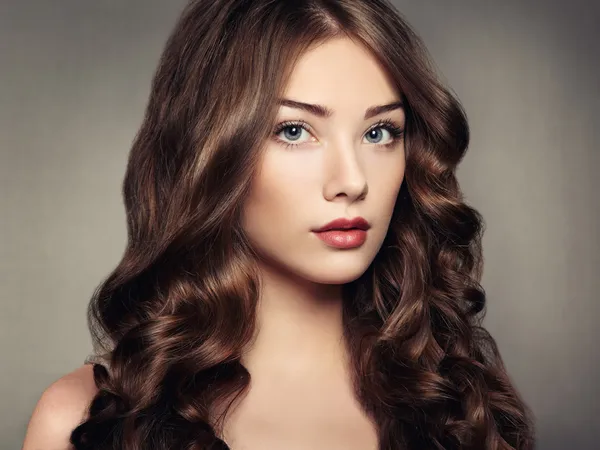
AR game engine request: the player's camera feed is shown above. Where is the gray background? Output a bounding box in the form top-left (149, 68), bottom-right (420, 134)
top-left (1, 1), bottom-right (598, 448)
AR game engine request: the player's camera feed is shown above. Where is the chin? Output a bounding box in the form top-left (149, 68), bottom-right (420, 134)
top-left (314, 273), bottom-right (365, 285)
top-left (302, 259), bottom-right (372, 285)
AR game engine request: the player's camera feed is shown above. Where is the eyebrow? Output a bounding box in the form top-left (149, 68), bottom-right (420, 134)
top-left (277, 98), bottom-right (404, 120)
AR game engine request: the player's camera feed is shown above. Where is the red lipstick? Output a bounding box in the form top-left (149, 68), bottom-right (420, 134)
top-left (312, 217), bottom-right (370, 249)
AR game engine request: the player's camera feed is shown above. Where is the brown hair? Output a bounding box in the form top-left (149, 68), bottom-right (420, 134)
top-left (70, 0), bottom-right (535, 448)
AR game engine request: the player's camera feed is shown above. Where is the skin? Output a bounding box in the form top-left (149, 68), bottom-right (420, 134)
top-left (21, 36), bottom-right (406, 450)
top-left (224, 36), bottom-right (406, 450)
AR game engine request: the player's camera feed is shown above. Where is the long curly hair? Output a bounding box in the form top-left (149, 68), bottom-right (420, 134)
top-left (70, 0), bottom-right (535, 448)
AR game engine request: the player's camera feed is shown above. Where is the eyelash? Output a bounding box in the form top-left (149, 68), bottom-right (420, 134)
top-left (272, 118), bottom-right (405, 150)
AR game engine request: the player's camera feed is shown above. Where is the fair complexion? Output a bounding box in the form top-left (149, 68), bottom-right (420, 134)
top-left (241, 35), bottom-right (406, 377)
top-left (226, 36), bottom-right (406, 449)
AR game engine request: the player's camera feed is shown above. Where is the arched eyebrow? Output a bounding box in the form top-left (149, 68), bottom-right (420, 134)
top-left (277, 98), bottom-right (404, 120)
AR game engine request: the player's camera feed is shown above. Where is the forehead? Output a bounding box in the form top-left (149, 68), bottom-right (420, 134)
top-left (282, 37), bottom-right (400, 111)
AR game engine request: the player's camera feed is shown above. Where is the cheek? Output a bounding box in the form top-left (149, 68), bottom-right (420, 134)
top-left (369, 157), bottom-right (405, 206)
top-left (248, 162), bottom-right (307, 216)
top-left (242, 154), bottom-right (315, 241)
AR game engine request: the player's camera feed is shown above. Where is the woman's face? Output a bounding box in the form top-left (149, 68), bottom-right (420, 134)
top-left (242, 37), bottom-right (406, 285)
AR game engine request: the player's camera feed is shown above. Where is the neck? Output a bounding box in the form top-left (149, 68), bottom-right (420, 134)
top-left (241, 260), bottom-right (349, 377)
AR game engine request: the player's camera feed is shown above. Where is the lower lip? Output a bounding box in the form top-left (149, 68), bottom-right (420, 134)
top-left (313, 229), bottom-right (367, 249)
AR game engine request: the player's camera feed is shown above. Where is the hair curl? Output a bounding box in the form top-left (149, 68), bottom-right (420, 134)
top-left (70, 0), bottom-right (535, 448)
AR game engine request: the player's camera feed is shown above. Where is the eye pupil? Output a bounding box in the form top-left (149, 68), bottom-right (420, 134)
top-left (367, 128), bottom-right (383, 143)
top-left (284, 126), bottom-right (302, 140)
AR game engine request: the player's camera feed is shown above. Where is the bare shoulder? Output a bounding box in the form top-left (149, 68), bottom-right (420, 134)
top-left (22, 364), bottom-right (99, 450)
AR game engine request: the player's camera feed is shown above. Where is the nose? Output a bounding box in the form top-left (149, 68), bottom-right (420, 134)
top-left (322, 142), bottom-right (368, 203)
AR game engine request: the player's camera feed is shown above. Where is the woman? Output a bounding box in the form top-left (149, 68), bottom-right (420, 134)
top-left (23, 0), bottom-right (535, 449)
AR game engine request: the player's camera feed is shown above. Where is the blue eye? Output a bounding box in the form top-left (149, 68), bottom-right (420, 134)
top-left (272, 119), bottom-right (404, 150)
top-left (278, 123), bottom-right (308, 143)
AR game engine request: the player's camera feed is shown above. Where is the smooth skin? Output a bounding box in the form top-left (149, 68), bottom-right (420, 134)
top-left (22, 364), bottom-right (96, 449)
top-left (23, 36), bottom-right (406, 450)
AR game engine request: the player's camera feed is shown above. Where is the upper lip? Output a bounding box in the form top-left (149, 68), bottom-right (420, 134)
top-left (313, 217), bottom-right (371, 232)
